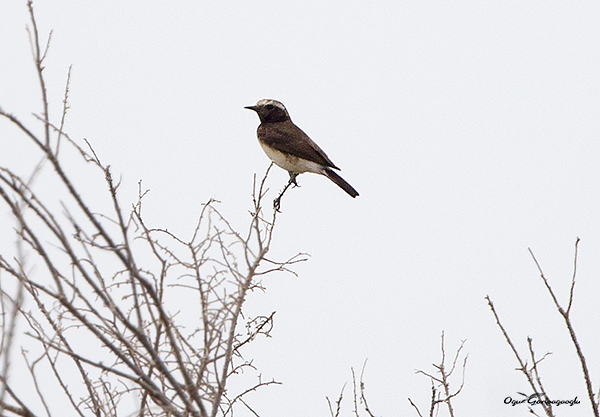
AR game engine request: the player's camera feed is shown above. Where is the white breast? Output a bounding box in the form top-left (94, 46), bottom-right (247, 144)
top-left (259, 141), bottom-right (324, 174)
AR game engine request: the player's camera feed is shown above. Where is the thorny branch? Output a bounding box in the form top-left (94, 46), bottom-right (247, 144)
top-left (529, 239), bottom-right (598, 417)
top-left (0, 2), bottom-right (306, 416)
top-left (486, 296), bottom-right (554, 417)
top-left (486, 238), bottom-right (598, 417)
top-left (325, 360), bottom-right (377, 417)
top-left (409, 331), bottom-right (467, 417)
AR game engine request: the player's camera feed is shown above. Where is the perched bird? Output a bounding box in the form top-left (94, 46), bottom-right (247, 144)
top-left (245, 99), bottom-right (359, 201)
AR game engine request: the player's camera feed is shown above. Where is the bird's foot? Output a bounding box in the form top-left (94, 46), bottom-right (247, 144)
top-left (273, 194), bottom-right (283, 212)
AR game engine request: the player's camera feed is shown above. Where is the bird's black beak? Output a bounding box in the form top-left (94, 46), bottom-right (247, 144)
top-left (244, 105), bottom-right (257, 111)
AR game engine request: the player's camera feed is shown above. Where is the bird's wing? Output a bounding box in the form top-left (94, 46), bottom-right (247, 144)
top-left (258, 122), bottom-right (339, 170)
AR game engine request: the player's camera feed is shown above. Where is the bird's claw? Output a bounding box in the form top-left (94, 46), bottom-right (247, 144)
top-left (273, 195), bottom-right (282, 212)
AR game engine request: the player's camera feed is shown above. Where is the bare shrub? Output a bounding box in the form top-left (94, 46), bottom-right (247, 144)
top-left (0, 2), bottom-right (306, 416)
top-left (487, 238), bottom-right (598, 417)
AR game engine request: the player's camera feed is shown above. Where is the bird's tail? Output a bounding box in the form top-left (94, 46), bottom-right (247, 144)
top-left (324, 168), bottom-right (359, 198)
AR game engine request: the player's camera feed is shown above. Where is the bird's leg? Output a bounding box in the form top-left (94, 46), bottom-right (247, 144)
top-left (273, 173), bottom-right (299, 212)
top-left (288, 171), bottom-right (299, 187)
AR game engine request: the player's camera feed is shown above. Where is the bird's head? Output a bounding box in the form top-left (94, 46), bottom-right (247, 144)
top-left (245, 99), bottom-right (290, 123)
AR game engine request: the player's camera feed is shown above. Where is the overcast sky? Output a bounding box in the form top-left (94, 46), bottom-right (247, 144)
top-left (1, 1), bottom-right (600, 416)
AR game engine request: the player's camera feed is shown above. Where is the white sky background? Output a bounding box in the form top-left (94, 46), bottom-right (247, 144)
top-left (1, 1), bottom-right (600, 416)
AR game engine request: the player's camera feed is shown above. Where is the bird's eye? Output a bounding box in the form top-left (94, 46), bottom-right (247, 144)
top-left (265, 104), bottom-right (274, 110)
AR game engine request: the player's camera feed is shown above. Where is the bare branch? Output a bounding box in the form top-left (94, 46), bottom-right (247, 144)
top-left (486, 296), bottom-right (553, 417)
top-left (358, 360), bottom-right (376, 417)
top-left (326, 383), bottom-right (346, 417)
top-left (407, 397), bottom-right (424, 417)
top-left (0, 4), bottom-right (295, 416)
top-left (528, 244), bottom-right (597, 417)
top-left (566, 237), bottom-right (580, 316)
top-left (412, 332), bottom-right (468, 417)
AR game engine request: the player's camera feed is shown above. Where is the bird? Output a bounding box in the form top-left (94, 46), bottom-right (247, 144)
top-left (245, 99), bottom-right (359, 205)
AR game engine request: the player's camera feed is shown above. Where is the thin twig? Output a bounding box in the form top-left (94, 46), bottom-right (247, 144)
top-left (529, 243), bottom-right (598, 417)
